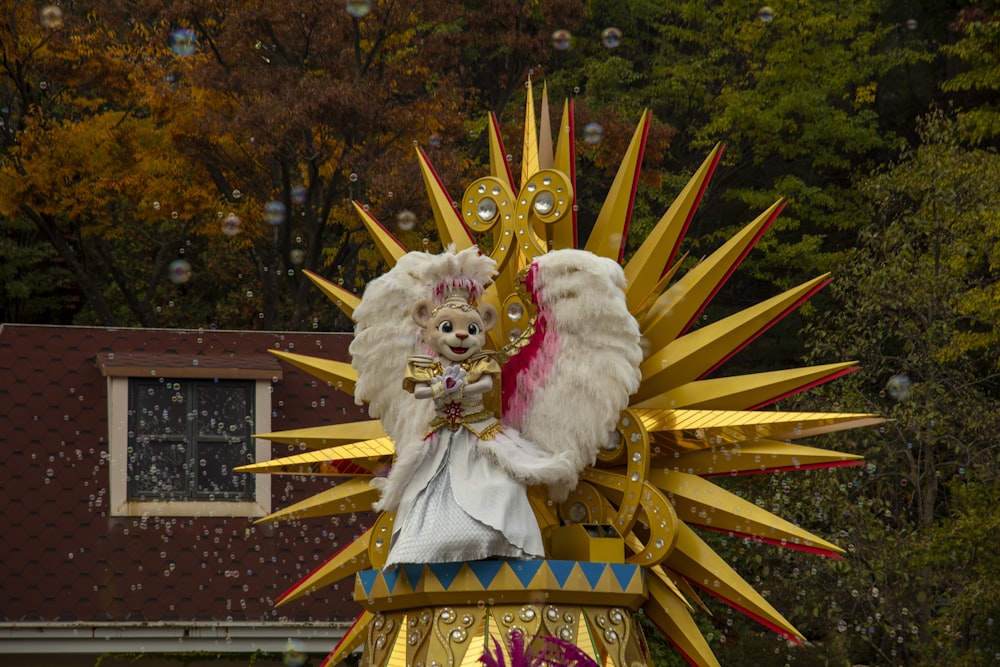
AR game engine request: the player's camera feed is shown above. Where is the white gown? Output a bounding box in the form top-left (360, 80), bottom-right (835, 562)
top-left (381, 354), bottom-right (546, 569)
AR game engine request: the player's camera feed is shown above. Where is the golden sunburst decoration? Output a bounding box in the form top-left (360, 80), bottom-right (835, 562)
top-left (236, 81), bottom-right (882, 667)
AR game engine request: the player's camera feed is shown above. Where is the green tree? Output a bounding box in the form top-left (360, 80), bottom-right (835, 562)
top-left (794, 109), bottom-right (1000, 665)
top-left (941, 4), bottom-right (1000, 145)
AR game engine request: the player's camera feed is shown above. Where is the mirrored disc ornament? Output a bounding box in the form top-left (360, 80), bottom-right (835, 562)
top-left (533, 191), bottom-right (555, 215)
top-left (477, 198), bottom-right (498, 222)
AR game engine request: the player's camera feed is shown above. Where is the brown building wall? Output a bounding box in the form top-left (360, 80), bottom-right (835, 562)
top-left (0, 324), bottom-right (368, 625)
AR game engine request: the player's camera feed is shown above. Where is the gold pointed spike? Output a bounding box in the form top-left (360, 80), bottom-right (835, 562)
top-left (583, 110), bottom-right (650, 262)
top-left (235, 437), bottom-right (395, 474)
top-left (630, 253), bottom-right (686, 324)
top-left (644, 574), bottom-right (721, 667)
top-left (320, 611), bottom-right (375, 667)
top-left (673, 440), bottom-right (863, 477)
top-left (634, 362), bottom-right (861, 410)
top-left (416, 146), bottom-right (475, 249)
top-left (665, 568), bottom-right (711, 615)
top-left (636, 275), bottom-right (831, 402)
top-left (352, 201), bottom-right (408, 267)
top-left (624, 144), bottom-right (724, 311)
top-left (627, 547), bottom-right (688, 609)
top-left (548, 98), bottom-right (578, 251)
top-left (303, 269), bottom-right (360, 320)
top-left (487, 111), bottom-right (516, 190)
top-left (636, 408), bottom-right (883, 443)
top-left (641, 200), bottom-right (784, 347)
top-left (667, 523), bottom-right (805, 644)
top-left (649, 469), bottom-right (843, 556)
top-left (538, 83), bottom-right (554, 170)
top-left (255, 478), bottom-right (379, 524)
top-left (269, 349), bottom-right (357, 396)
top-left (253, 420), bottom-right (387, 449)
top-left (275, 525), bottom-right (374, 607)
top-left (521, 78), bottom-right (539, 189)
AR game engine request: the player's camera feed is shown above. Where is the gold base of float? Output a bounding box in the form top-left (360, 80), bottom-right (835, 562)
top-left (347, 560), bottom-right (651, 667)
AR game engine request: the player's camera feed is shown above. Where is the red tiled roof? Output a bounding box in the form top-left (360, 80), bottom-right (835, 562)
top-left (0, 324), bottom-right (368, 624)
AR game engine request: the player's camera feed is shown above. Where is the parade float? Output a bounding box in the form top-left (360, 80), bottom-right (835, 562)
top-left (236, 83), bottom-right (882, 667)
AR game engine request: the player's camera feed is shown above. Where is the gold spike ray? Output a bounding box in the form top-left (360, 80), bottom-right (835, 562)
top-left (583, 110), bottom-right (650, 262)
top-left (672, 440), bottom-right (863, 477)
top-left (352, 201), bottom-right (408, 267)
top-left (629, 253), bottom-right (686, 324)
top-left (636, 274), bottom-right (832, 402)
top-left (269, 349), bottom-right (358, 396)
top-left (254, 478), bottom-right (379, 524)
top-left (320, 611), bottom-right (376, 667)
top-left (666, 523), bottom-right (805, 643)
top-left (236, 438), bottom-right (395, 474)
top-left (487, 112), bottom-right (516, 189)
top-left (276, 525), bottom-right (374, 607)
top-left (634, 361), bottom-right (860, 411)
top-left (635, 408), bottom-right (882, 444)
top-left (644, 575), bottom-right (721, 667)
top-left (549, 98), bottom-right (578, 250)
top-left (521, 78), bottom-right (539, 189)
top-left (649, 468), bottom-right (844, 556)
top-left (253, 420), bottom-right (386, 449)
top-left (303, 269), bottom-right (360, 320)
top-left (624, 144), bottom-right (724, 311)
top-left (640, 200), bottom-right (784, 348)
top-left (538, 83), bottom-right (553, 170)
top-left (416, 146), bottom-right (475, 250)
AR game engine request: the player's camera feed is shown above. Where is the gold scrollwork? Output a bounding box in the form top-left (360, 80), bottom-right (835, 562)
top-left (512, 169), bottom-right (574, 261)
top-left (624, 482), bottom-right (679, 566)
top-left (367, 511), bottom-right (395, 569)
top-left (613, 409), bottom-right (651, 537)
top-left (558, 482), bottom-right (606, 525)
top-left (462, 176), bottom-right (517, 273)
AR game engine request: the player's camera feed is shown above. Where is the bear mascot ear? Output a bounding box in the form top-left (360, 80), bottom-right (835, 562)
top-left (478, 303), bottom-right (498, 332)
top-left (412, 298), bottom-right (435, 328)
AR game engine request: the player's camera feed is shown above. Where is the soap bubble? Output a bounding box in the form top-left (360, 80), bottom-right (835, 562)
top-left (601, 27), bottom-right (622, 48)
top-left (221, 213), bottom-right (242, 236)
top-left (40, 5), bottom-right (64, 29)
top-left (169, 28), bottom-right (197, 56)
top-left (886, 374), bottom-right (912, 401)
top-left (264, 200), bottom-right (286, 225)
top-left (396, 210), bottom-right (417, 231)
top-left (168, 259), bottom-right (192, 284)
top-left (758, 6), bottom-right (775, 22)
top-left (344, 0), bottom-right (371, 18)
top-left (551, 29), bottom-right (572, 51)
top-left (289, 249), bottom-right (305, 266)
top-left (583, 122), bottom-right (605, 145)
top-left (290, 185), bottom-right (308, 206)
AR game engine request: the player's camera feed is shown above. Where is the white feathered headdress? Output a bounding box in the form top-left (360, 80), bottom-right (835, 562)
top-left (348, 246), bottom-right (496, 445)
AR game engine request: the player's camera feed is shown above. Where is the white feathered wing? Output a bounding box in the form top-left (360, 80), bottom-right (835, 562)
top-left (501, 249), bottom-right (644, 501)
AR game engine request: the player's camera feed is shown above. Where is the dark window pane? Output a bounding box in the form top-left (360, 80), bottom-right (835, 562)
top-left (128, 439), bottom-right (189, 497)
top-left (134, 382), bottom-right (187, 436)
top-left (197, 440), bottom-right (251, 497)
top-left (197, 385), bottom-right (249, 438)
top-left (127, 379), bottom-right (256, 502)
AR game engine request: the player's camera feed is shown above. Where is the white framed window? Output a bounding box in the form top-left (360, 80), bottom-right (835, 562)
top-left (99, 353), bottom-right (277, 518)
